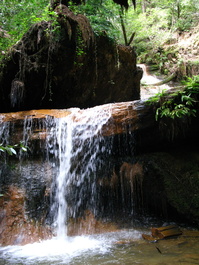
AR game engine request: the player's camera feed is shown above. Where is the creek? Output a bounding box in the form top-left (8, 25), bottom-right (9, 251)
top-left (138, 64), bottom-right (172, 100)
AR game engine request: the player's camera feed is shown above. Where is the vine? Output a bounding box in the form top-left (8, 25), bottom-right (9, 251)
top-left (74, 27), bottom-right (86, 67)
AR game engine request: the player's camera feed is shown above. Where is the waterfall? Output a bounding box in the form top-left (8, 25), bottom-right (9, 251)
top-left (1, 107), bottom-right (199, 265)
top-left (0, 104), bottom-right (138, 246)
top-left (49, 106), bottom-right (112, 238)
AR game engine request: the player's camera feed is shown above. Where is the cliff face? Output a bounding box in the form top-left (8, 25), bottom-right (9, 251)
top-left (0, 5), bottom-right (142, 113)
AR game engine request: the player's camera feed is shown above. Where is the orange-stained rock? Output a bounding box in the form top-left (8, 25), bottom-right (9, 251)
top-left (0, 109), bottom-right (72, 123)
top-left (0, 100), bottom-right (154, 139)
top-left (67, 210), bottom-right (119, 236)
top-left (0, 186), bottom-right (52, 246)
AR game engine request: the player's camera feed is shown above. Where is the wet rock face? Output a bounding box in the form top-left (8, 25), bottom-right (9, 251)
top-left (0, 160), bottom-right (54, 245)
top-left (124, 150), bottom-right (199, 225)
top-left (1, 146), bottom-right (199, 246)
top-left (0, 185), bottom-right (52, 246)
top-left (0, 5), bottom-right (141, 113)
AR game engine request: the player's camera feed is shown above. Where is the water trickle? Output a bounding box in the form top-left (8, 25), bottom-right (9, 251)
top-left (116, 45), bottom-right (120, 69)
top-left (0, 121), bottom-right (10, 147)
top-left (22, 117), bottom-right (33, 148)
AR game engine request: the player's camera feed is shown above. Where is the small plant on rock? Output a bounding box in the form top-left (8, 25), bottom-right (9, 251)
top-left (147, 75), bottom-right (199, 121)
top-left (0, 141), bottom-right (27, 156)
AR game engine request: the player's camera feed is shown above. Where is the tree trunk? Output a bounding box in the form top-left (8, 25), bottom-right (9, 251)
top-left (141, 0), bottom-right (147, 13)
top-left (144, 72), bottom-right (177, 86)
top-left (119, 8), bottom-right (128, 46)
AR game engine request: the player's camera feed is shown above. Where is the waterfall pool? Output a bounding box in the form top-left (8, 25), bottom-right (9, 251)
top-left (1, 228), bottom-right (199, 264)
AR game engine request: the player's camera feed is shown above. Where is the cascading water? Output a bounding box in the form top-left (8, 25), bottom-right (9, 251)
top-left (48, 106), bottom-right (112, 238)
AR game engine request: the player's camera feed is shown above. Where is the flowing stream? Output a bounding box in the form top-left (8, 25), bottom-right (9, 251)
top-left (139, 64), bottom-right (171, 100)
top-left (1, 101), bottom-right (199, 264)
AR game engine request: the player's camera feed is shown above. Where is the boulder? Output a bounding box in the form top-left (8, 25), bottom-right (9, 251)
top-left (0, 5), bottom-right (142, 113)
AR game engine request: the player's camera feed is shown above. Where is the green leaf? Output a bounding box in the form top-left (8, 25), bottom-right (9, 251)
top-left (21, 146), bottom-right (27, 152)
top-left (10, 147), bottom-right (17, 155)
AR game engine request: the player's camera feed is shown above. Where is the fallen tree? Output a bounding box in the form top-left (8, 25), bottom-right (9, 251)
top-left (144, 72), bottom-right (177, 86)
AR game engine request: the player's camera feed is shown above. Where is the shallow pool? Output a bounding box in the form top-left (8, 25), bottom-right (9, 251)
top-left (1, 227), bottom-right (199, 265)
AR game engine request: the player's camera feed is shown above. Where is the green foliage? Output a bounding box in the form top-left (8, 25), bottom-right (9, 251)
top-left (125, 7), bottom-right (172, 56)
top-left (146, 89), bottom-right (167, 104)
top-left (43, 11), bottom-right (61, 42)
top-left (182, 75), bottom-right (199, 91)
top-left (69, 0), bottom-right (121, 39)
top-left (74, 28), bottom-right (86, 67)
top-left (0, 0), bottom-right (49, 57)
top-left (0, 142), bottom-right (28, 156)
top-left (0, 0), bottom-right (122, 59)
top-left (155, 99), bottom-right (196, 120)
top-left (123, 0), bottom-right (199, 58)
top-left (147, 75), bottom-right (199, 121)
top-left (1, 0), bottom-right (199, 57)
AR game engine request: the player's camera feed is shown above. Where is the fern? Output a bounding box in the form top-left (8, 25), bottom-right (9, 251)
top-left (147, 75), bottom-right (199, 121)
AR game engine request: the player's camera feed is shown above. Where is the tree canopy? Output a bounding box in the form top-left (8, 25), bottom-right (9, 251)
top-left (0, 0), bottom-right (199, 58)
